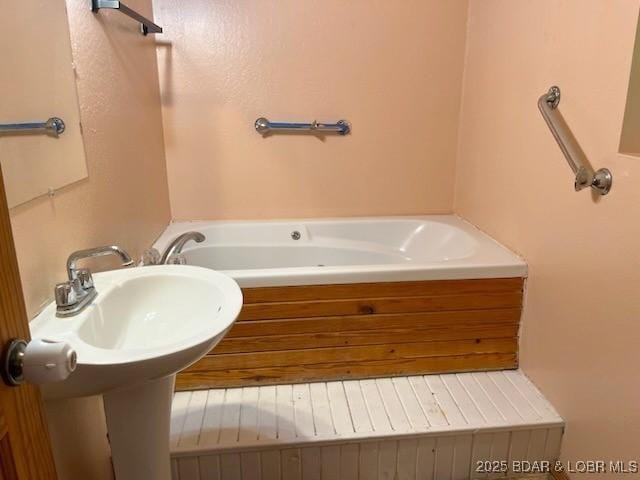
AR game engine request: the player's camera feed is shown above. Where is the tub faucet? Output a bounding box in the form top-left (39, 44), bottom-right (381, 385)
top-left (159, 231), bottom-right (205, 264)
top-left (56, 245), bottom-right (134, 317)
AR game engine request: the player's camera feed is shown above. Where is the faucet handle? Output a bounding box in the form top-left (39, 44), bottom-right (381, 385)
top-left (54, 282), bottom-right (77, 308)
top-left (141, 248), bottom-right (161, 266)
top-left (76, 269), bottom-right (94, 290)
top-left (166, 253), bottom-right (187, 265)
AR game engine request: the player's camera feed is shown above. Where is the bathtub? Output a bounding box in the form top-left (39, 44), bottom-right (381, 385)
top-left (153, 215), bottom-right (526, 287)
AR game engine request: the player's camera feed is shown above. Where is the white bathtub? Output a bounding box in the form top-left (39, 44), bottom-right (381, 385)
top-left (153, 216), bottom-right (526, 287)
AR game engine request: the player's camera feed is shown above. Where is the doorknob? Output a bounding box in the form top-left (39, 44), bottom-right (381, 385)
top-left (2, 338), bottom-right (76, 387)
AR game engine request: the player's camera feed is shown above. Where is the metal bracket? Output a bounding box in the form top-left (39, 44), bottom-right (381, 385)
top-left (92, 0), bottom-right (163, 35)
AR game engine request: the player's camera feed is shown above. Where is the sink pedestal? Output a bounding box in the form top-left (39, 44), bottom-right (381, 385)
top-left (30, 265), bottom-right (244, 479)
top-left (103, 374), bottom-right (175, 480)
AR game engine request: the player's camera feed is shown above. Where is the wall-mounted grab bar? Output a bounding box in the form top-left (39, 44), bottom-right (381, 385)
top-left (0, 117), bottom-right (65, 137)
top-left (255, 118), bottom-right (351, 136)
top-left (538, 86), bottom-right (612, 195)
top-left (92, 0), bottom-right (163, 35)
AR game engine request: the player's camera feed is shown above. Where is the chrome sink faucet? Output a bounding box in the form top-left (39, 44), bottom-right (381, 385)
top-left (55, 245), bottom-right (134, 317)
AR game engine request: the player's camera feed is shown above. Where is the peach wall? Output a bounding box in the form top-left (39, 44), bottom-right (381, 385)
top-left (9, 0), bottom-right (171, 319)
top-left (4, 1), bottom-right (171, 479)
top-left (6, 1), bottom-right (639, 477)
top-left (152, 0), bottom-right (469, 220)
top-left (455, 1), bottom-right (640, 475)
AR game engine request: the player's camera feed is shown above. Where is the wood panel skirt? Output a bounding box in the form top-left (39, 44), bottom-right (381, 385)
top-left (176, 277), bottom-right (524, 390)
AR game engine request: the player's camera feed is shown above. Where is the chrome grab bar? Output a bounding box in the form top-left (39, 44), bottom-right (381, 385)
top-left (255, 117), bottom-right (351, 136)
top-left (538, 86), bottom-right (612, 195)
top-left (0, 117), bottom-right (65, 137)
top-left (92, 0), bottom-right (162, 35)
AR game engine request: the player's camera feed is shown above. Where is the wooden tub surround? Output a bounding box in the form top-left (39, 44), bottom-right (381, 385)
top-left (176, 277), bottom-right (524, 390)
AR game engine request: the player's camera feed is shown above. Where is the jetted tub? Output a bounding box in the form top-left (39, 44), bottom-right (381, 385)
top-left (153, 216), bottom-right (527, 287)
top-left (161, 216), bottom-right (527, 390)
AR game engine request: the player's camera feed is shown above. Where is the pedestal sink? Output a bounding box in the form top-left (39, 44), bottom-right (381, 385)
top-left (30, 265), bottom-right (243, 480)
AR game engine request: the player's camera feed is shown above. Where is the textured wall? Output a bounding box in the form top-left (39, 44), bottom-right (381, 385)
top-left (153, 0), bottom-right (469, 220)
top-left (9, 1), bottom-right (640, 477)
top-left (9, 0), bottom-right (171, 319)
top-left (455, 1), bottom-right (640, 476)
top-left (5, 1), bottom-right (171, 479)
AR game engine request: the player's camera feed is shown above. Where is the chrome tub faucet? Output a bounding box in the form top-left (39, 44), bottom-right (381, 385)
top-left (159, 231), bottom-right (205, 264)
top-left (143, 231), bottom-right (205, 266)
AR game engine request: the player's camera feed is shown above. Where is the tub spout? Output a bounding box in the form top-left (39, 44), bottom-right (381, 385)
top-left (159, 232), bottom-right (205, 264)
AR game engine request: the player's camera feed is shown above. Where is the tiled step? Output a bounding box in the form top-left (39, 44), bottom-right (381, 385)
top-left (170, 370), bottom-right (564, 480)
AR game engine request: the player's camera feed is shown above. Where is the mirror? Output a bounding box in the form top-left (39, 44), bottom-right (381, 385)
top-left (620, 12), bottom-right (640, 156)
top-left (0, 0), bottom-right (87, 208)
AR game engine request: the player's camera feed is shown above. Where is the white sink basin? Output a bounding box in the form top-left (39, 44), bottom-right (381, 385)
top-left (31, 265), bottom-right (242, 398)
top-left (30, 264), bottom-right (243, 480)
